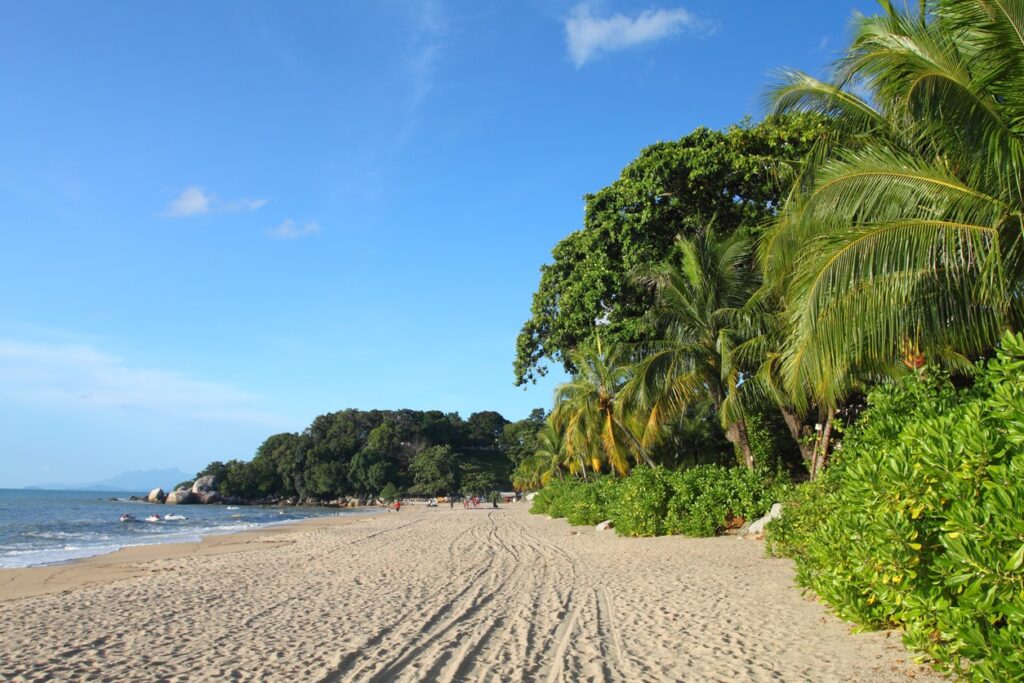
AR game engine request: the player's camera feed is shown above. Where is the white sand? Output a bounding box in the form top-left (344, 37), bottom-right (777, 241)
top-left (0, 504), bottom-right (940, 682)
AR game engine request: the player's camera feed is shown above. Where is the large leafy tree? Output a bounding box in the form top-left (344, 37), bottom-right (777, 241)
top-left (499, 408), bottom-right (546, 468)
top-left (515, 115), bottom-right (827, 386)
top-left (410, 445), bottom-right (460, 496)
top-left (762, 0), bottom-right (1024, 408)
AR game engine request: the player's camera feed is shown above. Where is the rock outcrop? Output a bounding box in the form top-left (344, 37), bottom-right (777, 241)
top-left (191, 475), bottom-right (217, 494)
top-left (147, 488), bottom-right (166, 504)
top-left (165, 489), bottom-right (196, 505)
top-left (595, 520), bottom-right (614, 532)
top-left (743, 503), bottom-right (783, 538)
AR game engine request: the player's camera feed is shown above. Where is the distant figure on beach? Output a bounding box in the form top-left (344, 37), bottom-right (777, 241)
top-left (393, 500), bottom-right (401, 512)
top-left (449, 497), bottom-right (454, 509)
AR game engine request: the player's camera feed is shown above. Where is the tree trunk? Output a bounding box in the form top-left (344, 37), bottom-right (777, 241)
top-left (779, 406), bottom-right (815, 473)
top-left (810, 408), bottom-right (836, 480)
top-left (727, 419), bottom-right (755, 470)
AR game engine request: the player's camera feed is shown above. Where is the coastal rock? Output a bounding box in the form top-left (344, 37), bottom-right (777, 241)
top-left (744, 503), bottom-right (783, 538)
top-left (595, 520), bottom-right (613, 532)
top-left (165, 489), bottom-right (196, 505)
top-left (191, 475), bottom-right (217, 494)
top-left (198, 491), bottom-right (221, 504)
top-left (147, 488), bottom-right (166, 504)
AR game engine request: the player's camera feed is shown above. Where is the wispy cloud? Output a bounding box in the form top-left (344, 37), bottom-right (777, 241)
top-left (266, 218), bottom-right (321, 240)
top-left (163, 186), bottom-right (268, 218)
top-left (0, 338), bottom-right (288, 427)
top-left (564, 4), bottom-right (710, 68)
top-left (392, 1), bottom-right (446, 147)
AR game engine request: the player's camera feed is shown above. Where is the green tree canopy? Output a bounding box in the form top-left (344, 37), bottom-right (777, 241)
top-left (514, 115), bottom-right (827, 385)
top-left (499, 408), bottom-right (546, 467)
top-left (410, 444), bottom-right (460, 495)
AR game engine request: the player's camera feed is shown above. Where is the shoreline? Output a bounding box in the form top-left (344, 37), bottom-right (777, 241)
top-left (0, 510), bottom-right (383, 602)
top-left (0, 504), bottom-right (939, 681)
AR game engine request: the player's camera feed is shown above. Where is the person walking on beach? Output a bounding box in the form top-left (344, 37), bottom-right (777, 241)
top-left (393, 500), bottom-right (401, 512)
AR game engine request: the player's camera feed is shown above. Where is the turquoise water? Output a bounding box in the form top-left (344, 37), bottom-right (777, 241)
top-left (0, 489), bottom-right (375, 568)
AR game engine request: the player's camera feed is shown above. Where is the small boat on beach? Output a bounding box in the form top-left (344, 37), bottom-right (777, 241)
top-left (163, 513), bottom-right (187, 521)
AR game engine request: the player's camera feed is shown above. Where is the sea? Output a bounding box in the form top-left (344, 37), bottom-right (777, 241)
top-left (0, 489), bottom-right (377, 569)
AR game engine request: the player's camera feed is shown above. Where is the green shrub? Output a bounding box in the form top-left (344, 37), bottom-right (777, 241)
top-left (564, 476), bottom-right (617, 526)
top-left (529, 464), bottom-right (787, 538)
top-left (529, 478), bottom-right (578, 517)
top-left (766, 332), bottom-right (1024, 681)
top-left (608, 465), bottom-right (674, 536)
top-left (665, 465), bottom-right (789, 537)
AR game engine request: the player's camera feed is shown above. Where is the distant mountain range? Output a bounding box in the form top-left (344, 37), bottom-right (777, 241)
top-left (23, 467), bottom-right (192, 493)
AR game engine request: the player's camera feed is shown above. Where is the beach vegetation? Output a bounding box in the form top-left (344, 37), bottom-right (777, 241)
top-left (521, 2), bottom-right (1024, 672)
top-left (410, 445), bottom-right (460, 496)
top-left (531, 464), bottom-right (787, 538)
top-left (767, 332), bottom-right (1024, 680)
top-left (550, 339), bottom-right (650, 476)
top-left (514, 114), bottom-right (829, 388)
top-left (186, 408), bottom-right (517, 503)
top-left (628, 229), bottom-right (761, 468)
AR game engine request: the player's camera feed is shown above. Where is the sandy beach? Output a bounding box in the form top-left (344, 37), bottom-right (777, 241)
top-left (0, 504), bottom-right (939, 682)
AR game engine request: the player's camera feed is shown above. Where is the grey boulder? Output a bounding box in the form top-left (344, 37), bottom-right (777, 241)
top-left (191, 475), bottom-right (217, 494)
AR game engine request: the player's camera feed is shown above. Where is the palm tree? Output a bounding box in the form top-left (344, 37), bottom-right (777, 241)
top-left (629, 229), bottom-right (761, 468)
top-left (761, 0), bottom-right (1024, 408)
top-left (550, 339), bottom-right (649, 476)
top-left (512, 418), bottom-right (569, 489)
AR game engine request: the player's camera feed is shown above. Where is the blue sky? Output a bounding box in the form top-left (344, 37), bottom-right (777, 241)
top-left (0, 1), bottom-right (875, 487)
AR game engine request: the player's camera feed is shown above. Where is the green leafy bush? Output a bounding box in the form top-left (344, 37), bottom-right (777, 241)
top-left (529, 464), bottom-right (787, 538)
top-left (564, 476), bottom-right (618, 526)
top-left (665, 465), bottom-right (789, 537)
top-left (766, 332), bottom-right (1024, 681)
top-left (529, 478), bottom-right (578, 517)
top-left (608, 466), bottom-right (675, 536)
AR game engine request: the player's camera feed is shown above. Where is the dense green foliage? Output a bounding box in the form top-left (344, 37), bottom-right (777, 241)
top-left (514, 115), bottom-right (828, 386)
top-left (766, 333), bottom-right (1024, 680)
top-left (409, 445), bottom-right (459, 496)
top-left (515, 1), bottom-right (1024, 678)
top-left (498, 408), bottom-right (546, 468)
top-left (763, 0), bottom-right (1024, 408)
top-left (531, 465), bottom-right (787, 538)
top-left (188, 408), bottom-right (516, 501)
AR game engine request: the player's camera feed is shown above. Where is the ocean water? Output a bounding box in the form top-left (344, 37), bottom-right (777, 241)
top-left (0, 489), bottom-right (377, 568)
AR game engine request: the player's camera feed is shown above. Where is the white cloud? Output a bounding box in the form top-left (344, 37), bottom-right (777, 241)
top-left (266, 218), bottom-right (321, 240)
top-left (0, 339), bottom-right (288, 427)
top-left (564, 4), bottom-right (708, 68)
top-left (163, 186), bottom-right (268, 218)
